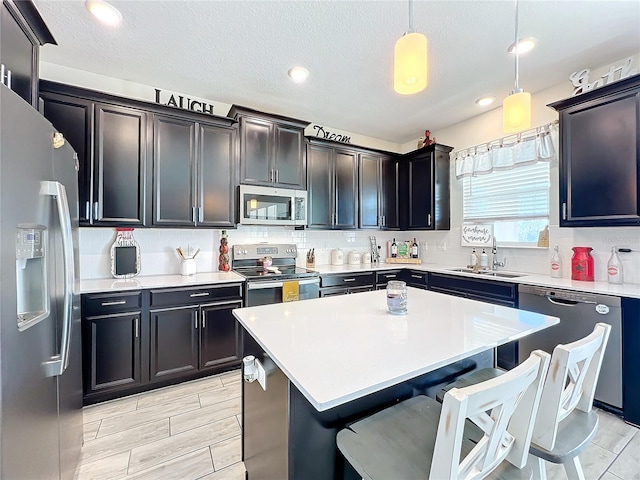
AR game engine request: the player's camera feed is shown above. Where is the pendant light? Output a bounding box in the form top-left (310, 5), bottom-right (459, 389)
top-left (394, 0), bottom-right (427, 95)
top-left (503, 0), bottom-right (531, 132)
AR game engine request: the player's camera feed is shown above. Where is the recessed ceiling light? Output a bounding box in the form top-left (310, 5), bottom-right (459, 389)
top-left (508, 37), bottom-right (537, 55)
top-left (85, 0), bottom-right (123, 27)
top-left (475, 96), bottom-right (495, 106)
top-left (288, 66), bottom-right (309, 83)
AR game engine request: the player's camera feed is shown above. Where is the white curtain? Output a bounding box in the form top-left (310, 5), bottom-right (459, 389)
top-left (454, 123), bottom-right (558, 179)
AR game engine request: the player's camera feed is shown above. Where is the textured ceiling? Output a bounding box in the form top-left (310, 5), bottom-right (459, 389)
top-left (34, 0), bottom-right (640, 144)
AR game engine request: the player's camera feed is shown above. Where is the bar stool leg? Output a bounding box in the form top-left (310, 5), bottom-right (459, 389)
top-left (529, 454), bottom-right (547, 480)
top-left (564, 456), bottom-right (586, 480)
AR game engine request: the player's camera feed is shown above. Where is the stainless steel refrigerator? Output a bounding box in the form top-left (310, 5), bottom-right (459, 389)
top-left (1, 84), bottom-right (82, 479)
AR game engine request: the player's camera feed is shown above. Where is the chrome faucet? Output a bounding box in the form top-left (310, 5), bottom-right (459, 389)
top-left (492, 237), bottom-right (506, 271)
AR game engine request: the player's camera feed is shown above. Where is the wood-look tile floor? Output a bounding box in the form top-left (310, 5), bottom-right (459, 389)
top-left (76, 369), bottom-right (639, 480)
top-left (75, 370), bottom-right (244, 480)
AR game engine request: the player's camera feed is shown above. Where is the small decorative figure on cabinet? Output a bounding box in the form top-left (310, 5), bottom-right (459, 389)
top-left (422, 130), bottom-right (435, 147)
top-left (218, 230), bottom-right (230, 272)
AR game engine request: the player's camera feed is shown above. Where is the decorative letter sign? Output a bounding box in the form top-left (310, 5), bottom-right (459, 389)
top-left (570, 57), bottom-right (638, 96)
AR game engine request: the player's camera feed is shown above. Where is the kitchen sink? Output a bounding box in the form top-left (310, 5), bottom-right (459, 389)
top-left (477, 272), bottom-right (525, 278)
top-left (445, 268), bottom-right (524, 278)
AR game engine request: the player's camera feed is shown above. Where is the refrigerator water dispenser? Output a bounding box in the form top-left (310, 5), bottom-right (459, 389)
top-left (16, 225), bottom-right (49, 331)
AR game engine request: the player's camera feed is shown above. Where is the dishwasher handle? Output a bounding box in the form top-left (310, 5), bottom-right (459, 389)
top-left (546, 296), bottom-right (596, 307)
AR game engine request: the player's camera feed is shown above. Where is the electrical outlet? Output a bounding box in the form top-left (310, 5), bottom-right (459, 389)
top-left (257, 359), bottom-right (267, 391)
top-left (437, 241), bottom-right (447, 251)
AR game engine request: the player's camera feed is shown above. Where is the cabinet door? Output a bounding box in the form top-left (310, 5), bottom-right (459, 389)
top-left (200, 301), bottom-right (242, 370)
top-left (83, 312), bottom-right (142, 395)
top-left (562, 91), bottom-right (640, 225)
top-left (1, 2), bottom-right (36, 106)
top-left (307, 144), bottom-right (333, 228)
top-left (40, 92), bottom-right (93, 224)
top-left (198, 123), bottom-right (235, 227)
top-left (150, 307), bottom-right (199, 381)
top-left (335, 150), bottom-right (358, 228)
top-left (94, 104), bottom-right (148, 225)
top-left (381, 157), bottom-right (400, 229)
top-left (153, 115), bottom-right (196, 225)
top-left (408, 154), bottom-right (434, 229)
top-left (240, 117), bottom-right (274, 185)
top-left (274, 124), bottom-right (305, 188)
top-left (359, 153), bottom-right (380, 229)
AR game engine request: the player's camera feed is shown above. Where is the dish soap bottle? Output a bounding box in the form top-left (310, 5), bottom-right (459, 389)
top-left (550, 244), bottom-right (562, 278)
top-left (479, 249), bottom-right (489, 269)
top-left (391, 238), bottom-right (398, 258)
top-left (607, 247), bottom-right (623, 284)
top-left (470, 248), bottom-right (478, 268)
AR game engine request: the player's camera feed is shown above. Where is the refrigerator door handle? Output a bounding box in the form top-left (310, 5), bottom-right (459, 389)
top-left (40, 181), bottom-right (74, 378)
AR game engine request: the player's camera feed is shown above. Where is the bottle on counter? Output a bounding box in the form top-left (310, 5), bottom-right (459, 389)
top-left (607, 247), bottom-right (623, 284)
top-left (411, 238), bottom-right (418, 258)
top-left (391, 238), bottom-right (398, 258)
top-left (479, 249), bottom-right (489, 269)
top-left (470, 248), bottom-right (478, 267)
top-left (550, 244), bottom-right (562, 278)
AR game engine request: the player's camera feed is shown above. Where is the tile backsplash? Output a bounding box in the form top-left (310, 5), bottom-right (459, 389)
top-left (79, 225), bottom-right (640, 285)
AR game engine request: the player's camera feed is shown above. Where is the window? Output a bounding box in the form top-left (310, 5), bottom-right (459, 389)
top-left (462, 161), bottom-right (550, 246)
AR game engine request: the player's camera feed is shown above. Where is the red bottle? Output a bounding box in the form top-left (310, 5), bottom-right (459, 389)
top-left (571, 247), bottom-right (594, 281)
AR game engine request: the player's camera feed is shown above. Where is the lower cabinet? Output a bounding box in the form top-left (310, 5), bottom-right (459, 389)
top-left (83, 311), bottom-right (142, 394)
top-left (81, 284), bottom-right (242, 404)
top-left (319, 272), bottom-right (375, 296)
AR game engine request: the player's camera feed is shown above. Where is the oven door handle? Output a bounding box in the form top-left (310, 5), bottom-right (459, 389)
top-left (247, 278), bottom-right (320, 290)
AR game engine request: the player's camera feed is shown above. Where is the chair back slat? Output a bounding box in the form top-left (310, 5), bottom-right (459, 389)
top-left (532, 323), bottom-right (611, 451)
top-left (431, 350), bottom-right (550, 479)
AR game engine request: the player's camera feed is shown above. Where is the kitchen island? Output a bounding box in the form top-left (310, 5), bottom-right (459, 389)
top-left (233, 287), bottom-right (559, 480)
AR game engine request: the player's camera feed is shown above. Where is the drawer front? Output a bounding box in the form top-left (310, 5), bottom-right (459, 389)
top-left (150, 284), bottom-right (242, 308)
top-left (428, 273), bottom-right (517, 302)
top-left (403, 270), bottom-right (428, 288)
top-left (83, 291), bottom-right (143, 316)
top-left (375, 270), bottom-right (402, 287)
top-left (320, 272), bottom-right (375, 288)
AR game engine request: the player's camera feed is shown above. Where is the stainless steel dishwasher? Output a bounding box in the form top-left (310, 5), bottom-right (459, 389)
top-left (518, 284), bottom-right (622, 409)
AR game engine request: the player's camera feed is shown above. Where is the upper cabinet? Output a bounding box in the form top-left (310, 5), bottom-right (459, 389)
top-left (1, 0), bottom-right (55, 108)
top-left (549, 75), bottom-right (640, 227)
top-left (40, 81), bottom-right (236, 228)
top-left (307, 141), bottom-right (358, 229)
top-left (359, 153), bottom-right (400, 230)
top-left (229, 106), bottom-right (308, 190)
top-left (152, 114), bottom-right (236, 227)
top-left (402, 143), bottom-right (453, 230)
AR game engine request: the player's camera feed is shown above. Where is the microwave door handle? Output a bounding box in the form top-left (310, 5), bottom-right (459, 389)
top-left (40, 181), bottom-right (74, 377)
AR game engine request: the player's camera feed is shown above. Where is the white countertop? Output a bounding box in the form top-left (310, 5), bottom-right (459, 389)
top-left (80, 271), bottom-right (245, 294)
top-left (314, 263), bottom-right (640, 299)
top-left (233, 287), bottom-right (559, 412)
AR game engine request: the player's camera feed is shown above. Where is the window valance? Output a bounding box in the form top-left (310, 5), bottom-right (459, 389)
top-left (454, 122), bottom-right (558, 179)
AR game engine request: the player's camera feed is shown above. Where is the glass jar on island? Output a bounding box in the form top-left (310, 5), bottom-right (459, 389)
top-left (386, 280), bottom-right (408, 315)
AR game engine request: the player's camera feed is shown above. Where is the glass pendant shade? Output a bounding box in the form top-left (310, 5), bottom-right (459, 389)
top-left (394, 32), bottom-right (428, 95)
top-left (503, 90), bottom-right (531, 133)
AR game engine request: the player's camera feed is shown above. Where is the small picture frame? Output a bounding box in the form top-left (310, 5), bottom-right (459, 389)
top-left (110, 228), bottom-right (141, 278)
top-left (461, 223), bottom-right (493, 247)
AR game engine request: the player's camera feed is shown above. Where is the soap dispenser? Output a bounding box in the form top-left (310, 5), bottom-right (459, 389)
top-left (479, 249), bottom-right (489, 269)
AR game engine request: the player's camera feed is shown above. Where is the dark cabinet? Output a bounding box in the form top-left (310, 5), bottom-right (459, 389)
top-left (230, 106), bottom-right (308, 190)
top-left (200, 300), bottom-right (242, 370)
top-left (94, 103), bottom-right (148, 225)
top-left (1, 0), bottom-right (55, 107)
top-left (549, 75), bottom-right (640, 226)
top-left (82, 291), bottom-right (144, 401)
top-left (375, 270), bottom-right (403, 289)
top-left (149, 286), bottom-right (243, 382)
top-left (320, 272), bottom-right (374, 296)
top-left (404, 144), bottom-right (453, 230)
top-left (152, 115), bottom-right (236, 227)
top-left (39, 92), bottom-right (93, 223)
top-left (307, 143), bottom-right (358, 229)
top-left (359, 154), bottom-right (400, 230)
top-left (402, 270), bottom-right (428, 289)
top-left (150, 306), bottom-right (199, 381)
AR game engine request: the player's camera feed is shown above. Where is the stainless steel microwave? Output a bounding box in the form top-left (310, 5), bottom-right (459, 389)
top-left (238, 185), bottom-right (307, 226)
